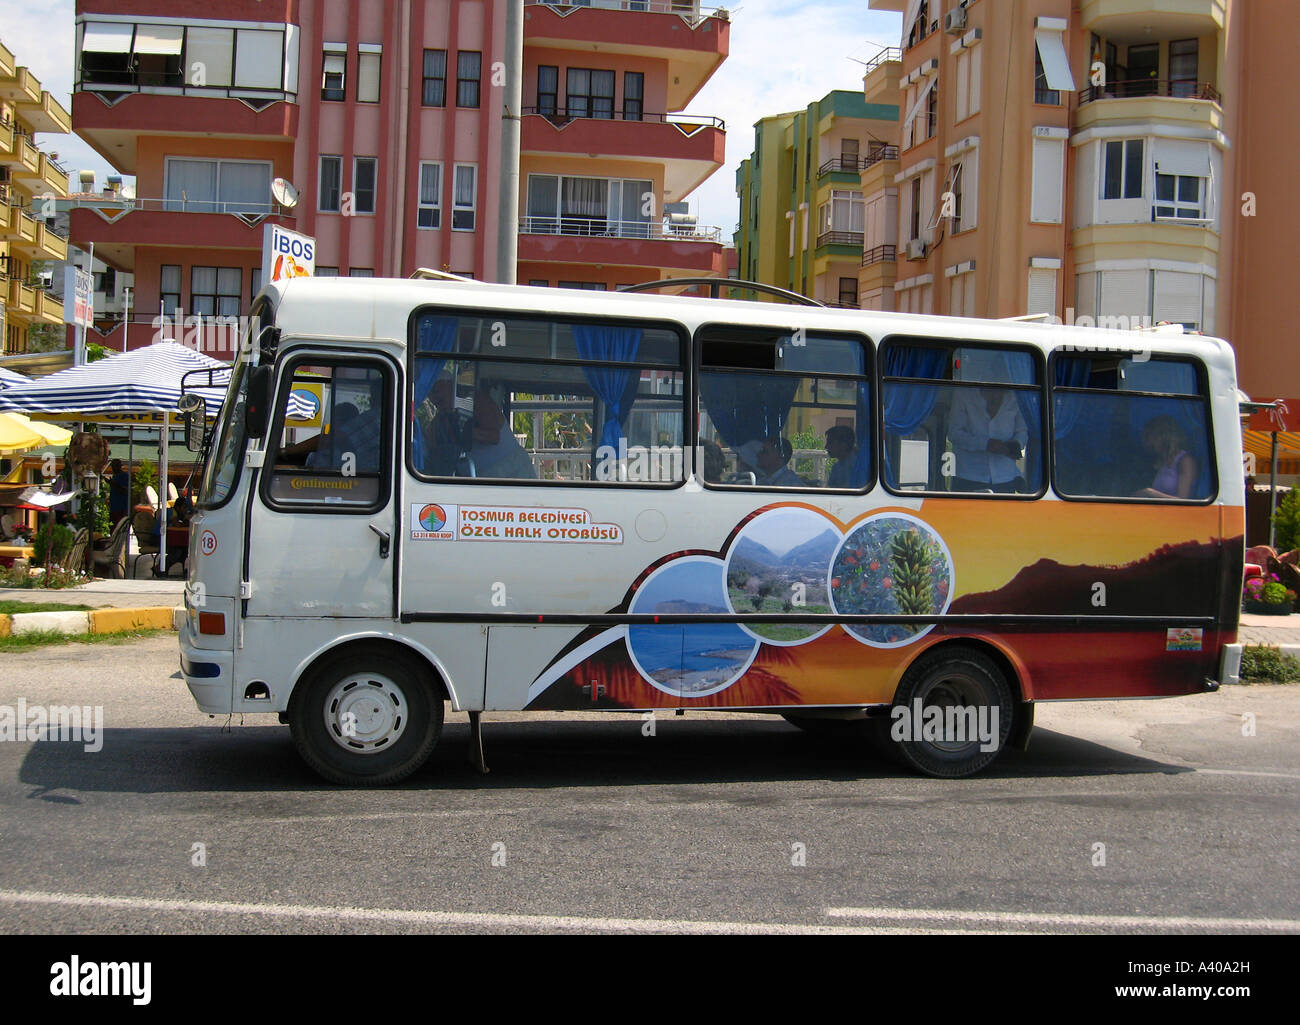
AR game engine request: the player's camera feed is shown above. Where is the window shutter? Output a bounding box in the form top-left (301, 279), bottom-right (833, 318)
top-left (1027, 268), bottom-right (1057, 316)
top-left (1031, 137), bottom-right (1065, 223)
top-left (1153, 271), bottom-right (1204, 327)
top-left (1099, 269), bottom-right (1148, 319)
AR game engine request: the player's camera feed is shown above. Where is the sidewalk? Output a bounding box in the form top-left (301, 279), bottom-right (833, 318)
top-left (0, 579), bottom-right (185, 609)
top-left (1237, 611), bottom-right (1300, 649)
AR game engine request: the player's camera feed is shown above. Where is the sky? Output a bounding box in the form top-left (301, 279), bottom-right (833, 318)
top-left (0, 0), bottom-right (902, 234)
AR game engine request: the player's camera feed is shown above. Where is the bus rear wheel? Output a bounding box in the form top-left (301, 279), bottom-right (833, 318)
top-left (289, 646), bottom-right (443, 786)
top-left (887, 646), bottom-right (1013, 779)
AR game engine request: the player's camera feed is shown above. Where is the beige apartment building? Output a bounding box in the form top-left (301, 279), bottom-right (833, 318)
top-left (866, 0), bottom-right (1298, 398)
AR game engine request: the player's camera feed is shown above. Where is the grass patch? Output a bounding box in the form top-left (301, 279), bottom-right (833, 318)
top-left (0, 601), bottom-right (95, 615)
top-left (0, 627), bottom-right (171, 653)
top-left (1239, 645), bottom-right (1300, 684)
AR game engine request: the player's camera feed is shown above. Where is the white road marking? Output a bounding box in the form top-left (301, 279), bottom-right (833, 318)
top-left (825, 906), bottom-right (1300, 932)
top-left (0, 888), bottom-right (990, 934)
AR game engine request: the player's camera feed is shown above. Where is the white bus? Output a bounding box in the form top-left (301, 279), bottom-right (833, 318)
top-left (180, 276), bottom-right (1246, 784)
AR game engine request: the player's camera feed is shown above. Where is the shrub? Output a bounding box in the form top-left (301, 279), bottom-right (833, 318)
top-left (31, 522), bottom-right (75, 568)
top-left (131, 459), bottom-right (158, 507)
top-left (1239, 645), bottom-right (1300, 683)
top-left (1262, 581), bottom-right (1290, 605)
top-left (1273, 487), bottom-right (1300, 555)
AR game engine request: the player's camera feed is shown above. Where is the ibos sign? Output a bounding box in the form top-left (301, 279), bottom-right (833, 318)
top-left (261, 224), bottom-right (317, 285)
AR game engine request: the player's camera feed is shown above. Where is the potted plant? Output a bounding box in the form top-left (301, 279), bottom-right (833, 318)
top-left (1243, 574), bottom-right (1296, 615)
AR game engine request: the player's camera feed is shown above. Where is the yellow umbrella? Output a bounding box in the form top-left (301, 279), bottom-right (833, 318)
top-left (7, 412), bottom-right (72, 448)
top-left (0, 413), bottom-right (44, 456)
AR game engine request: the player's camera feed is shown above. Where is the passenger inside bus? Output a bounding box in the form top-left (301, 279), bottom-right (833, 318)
top-left (948, 386), bottom-right (1030, 493)
top-left (418, 376), bottom-right (537, 480)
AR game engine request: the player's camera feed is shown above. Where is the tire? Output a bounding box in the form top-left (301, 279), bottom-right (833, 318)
top-left (780, 713), bottom-right (871, 737)
top-left (885, 646), bottom-right (1014, 778)
top-left (289, 646), bottom-right (443, 786)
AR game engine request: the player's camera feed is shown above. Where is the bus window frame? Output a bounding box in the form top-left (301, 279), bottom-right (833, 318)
top-left (877, 334), bottom-right (1050, 502)
top-left (1047, 349), bottom-right (1219, 506)
top-left (257, 347), bottom-right (399, 516)
top-left (405, 304), bottom-right (692, 491)
top-left (693, 321), bottom-right (877, 495)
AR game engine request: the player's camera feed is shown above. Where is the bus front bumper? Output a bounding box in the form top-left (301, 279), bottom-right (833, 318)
top-left (179, 619), bottom-right (233, 714)
top-left (1218, 643), bottom-right (1244, 688)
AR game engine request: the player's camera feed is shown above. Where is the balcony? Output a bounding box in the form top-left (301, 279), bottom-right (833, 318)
top-left (9, 134), bottom-right (40, 179)
top-left (34, 288), bottom-right (64, 325)
top-left (73, 91), bottom-right (298, 173)
top-left (519, 214), bottom-right (724, 274)
top-left (69, 197), bottom-right (296, 272)
top-left (524, 2), bottom-right (729, 108)
top-left (6, 278), bottom-right (36, 317)
top-left (816, 230), bottom-right (864, 249)
top-left (17, 90), bottom-right (72, 135)
top-left (1080, 0), bottom-right (1225, 37)
top-left (861, 244), bottom-right (897, 267)
top-left (819, 145), bottom-right (899, 179)
top-left (522, 109), bottom-right (724, 202)
top-left (38, 152), bottom-right (69, 196)
top-left (0, 40), bottom-right (14, 79)
top-left (6, 206), bottom-right (38, 248)
top-left (1075, 80), bottom-right (1223, 133)
top-left (0, 66), bottom-right (41, 106)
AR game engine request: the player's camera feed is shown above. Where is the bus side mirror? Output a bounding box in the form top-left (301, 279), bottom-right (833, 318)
top-left (245, 365), bottom-right (273, 439)
top-left (178, 394), bottom-right (206, 452)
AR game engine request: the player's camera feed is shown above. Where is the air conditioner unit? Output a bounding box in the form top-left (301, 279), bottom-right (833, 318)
top-left (906, 238), bottom-right (927, 260)
top-left (945, 8), bottom-right (967, 34)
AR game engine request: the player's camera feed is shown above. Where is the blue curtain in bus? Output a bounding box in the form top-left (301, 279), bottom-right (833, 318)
top-left (999, 351), bottom-right (1041, 487)
top-left (881, 346), bottom-right (947, 479)
top-left (699, 372), bottom-right (799, 450)
top-left (572, 324), bottom-right (642, 452)
top-left (412, 315), bottom-right (459, 474)
top-left (1052, 357), bottom-right (1092, 438)
top-left (850, 382), bottom-right (872, 486)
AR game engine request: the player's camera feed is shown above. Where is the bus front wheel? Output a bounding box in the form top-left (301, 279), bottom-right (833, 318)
top-left (887, 646), bottom-right (1014, 779)
top-left (289, 646), bottom-right (443, 786)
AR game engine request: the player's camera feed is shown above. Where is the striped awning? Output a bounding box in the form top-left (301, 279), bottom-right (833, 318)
top-left (1244, 429), bottom-right (1300, 477)
top-left (0, 368), bottom-right (29, 389)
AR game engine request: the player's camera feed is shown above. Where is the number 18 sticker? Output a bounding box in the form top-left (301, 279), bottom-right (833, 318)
top-left (200, 530), bottom-right (218, 556)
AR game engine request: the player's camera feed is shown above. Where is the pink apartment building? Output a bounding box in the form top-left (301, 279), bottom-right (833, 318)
top-left (69, 1), bottom-right (729, 359)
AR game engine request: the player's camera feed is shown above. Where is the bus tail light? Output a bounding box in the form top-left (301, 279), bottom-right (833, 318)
top-left (198, 612), bottom-right (226, 636)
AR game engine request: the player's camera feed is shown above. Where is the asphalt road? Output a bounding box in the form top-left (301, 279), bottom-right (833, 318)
top-left (1, 636), bottom-right (1297, 934)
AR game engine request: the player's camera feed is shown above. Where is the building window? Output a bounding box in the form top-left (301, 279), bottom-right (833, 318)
top-left (353, 157), bottom-right (377, 214)
top-left (1125, 43), bottom-right (1159, 97)
top-left (322, 43), bottom-right (347, 102)
top-left (1102, 139), bottom-right (1144, 200)
top-left (349, 268), bottom-right (374, 277)
top-left (319, 155), bottom-right (342, 212)
top-left (566, 68), bottom-right (614, 118)
top-left (528, 279), bottom-right (548, 287)
top-left (357, 45), bottom-right (382, 103)
top-left (456, 51), bottom-right (481, 108)
top-left (1154, 174), bottom-right (1205, 220)
top-left (1169, 39), bottom-right (1199, 98)
top-left (164, 158), bottom-right (272, 214)
top-left (422, 49), bottom-right (447, 106)
top-left (1033, 50), bottom-right (1059, 106)
top-left (910, 177), bottom-right (922, 240)
top-left (524, 174), bottom-right (654, 237)
top-left (316, 267), bottom-right (339, 277)
top-left (838, 278), bottom-right (857, 307)
top-left (452, 165), bottom-right (477, 231)
top-left (251, 267), bottom-right (262, 299)
top-left (538, 65), bottom-right (558, 117)
top-left (623, 71), bottom-right (643, 121)
top-left (558, 281), bottom-right (607, 290)
top-left (161, 264), bottom-right (181, 316)
top-left (417, 162), bottom-right (441, 228)
top-left (191, 266), bottom-right (242, 317)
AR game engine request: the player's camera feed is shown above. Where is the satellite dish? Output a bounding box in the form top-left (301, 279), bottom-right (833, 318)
top-left (271, 178), bottom-right (299, 209)
top-left (121, 184), bottom-right (136, 201)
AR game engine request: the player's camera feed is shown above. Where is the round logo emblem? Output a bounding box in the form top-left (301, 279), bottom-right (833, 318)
top-left (418, 504), bottom-right (447, 532)
top-left (200, 530), bottom-right (218, 556)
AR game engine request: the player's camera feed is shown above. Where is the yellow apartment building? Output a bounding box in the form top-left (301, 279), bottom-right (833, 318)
top-left (0, 39), bottom-right (71, 360)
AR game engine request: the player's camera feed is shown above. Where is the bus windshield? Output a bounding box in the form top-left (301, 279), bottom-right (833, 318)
top-left (198, 333), bottom-right (251, 508)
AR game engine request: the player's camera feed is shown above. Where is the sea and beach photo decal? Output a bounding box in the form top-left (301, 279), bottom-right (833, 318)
top-left (829, 513), bottom-right (954, 647)
top-left (724, 506), bottom-right (838, 645)
top-left (626, 556), bottom-right (760, 698)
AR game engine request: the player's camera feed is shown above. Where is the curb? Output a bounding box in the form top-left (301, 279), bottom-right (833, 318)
top-left (0, 606), bottom-right (182, 639)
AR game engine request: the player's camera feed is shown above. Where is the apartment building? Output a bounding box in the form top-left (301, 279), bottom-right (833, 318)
top-left (0, 41), bottom-right (72, 362)
top-left (518, 1), bottom-right (728, 290)
top-left (734, 88), bottom-right (899, 307)
top-left (867, 0), bottom-right (1298, 398)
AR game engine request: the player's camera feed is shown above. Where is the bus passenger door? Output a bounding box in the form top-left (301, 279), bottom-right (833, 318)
top-left (245, 354), bottom-right (399, 619)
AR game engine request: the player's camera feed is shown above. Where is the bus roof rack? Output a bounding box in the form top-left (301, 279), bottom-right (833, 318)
top-left (617, 277), bottom-right (825, 307)
top-left (409, 268), bottom-right (479, 283)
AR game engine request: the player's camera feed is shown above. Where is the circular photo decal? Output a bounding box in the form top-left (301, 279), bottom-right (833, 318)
top-left (724, 507), bottom-right (838, 645)
top-left (829, 514), bottom-right (954, 648)
top-left (627, 556), bottom-right (759, 698)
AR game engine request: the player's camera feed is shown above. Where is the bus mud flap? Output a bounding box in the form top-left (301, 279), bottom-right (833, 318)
top-left (1008, 701), bottom-right (1035, 752)
top-left (467, 710), bottom-right (489, 774)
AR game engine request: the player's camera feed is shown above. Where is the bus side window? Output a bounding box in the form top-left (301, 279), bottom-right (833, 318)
top-left (697, 329), bottom-right (871, 491)
top-left (264, 362), bottom-right (391, 509)
top-left (1052, 355), bottom-right (1214, 501)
